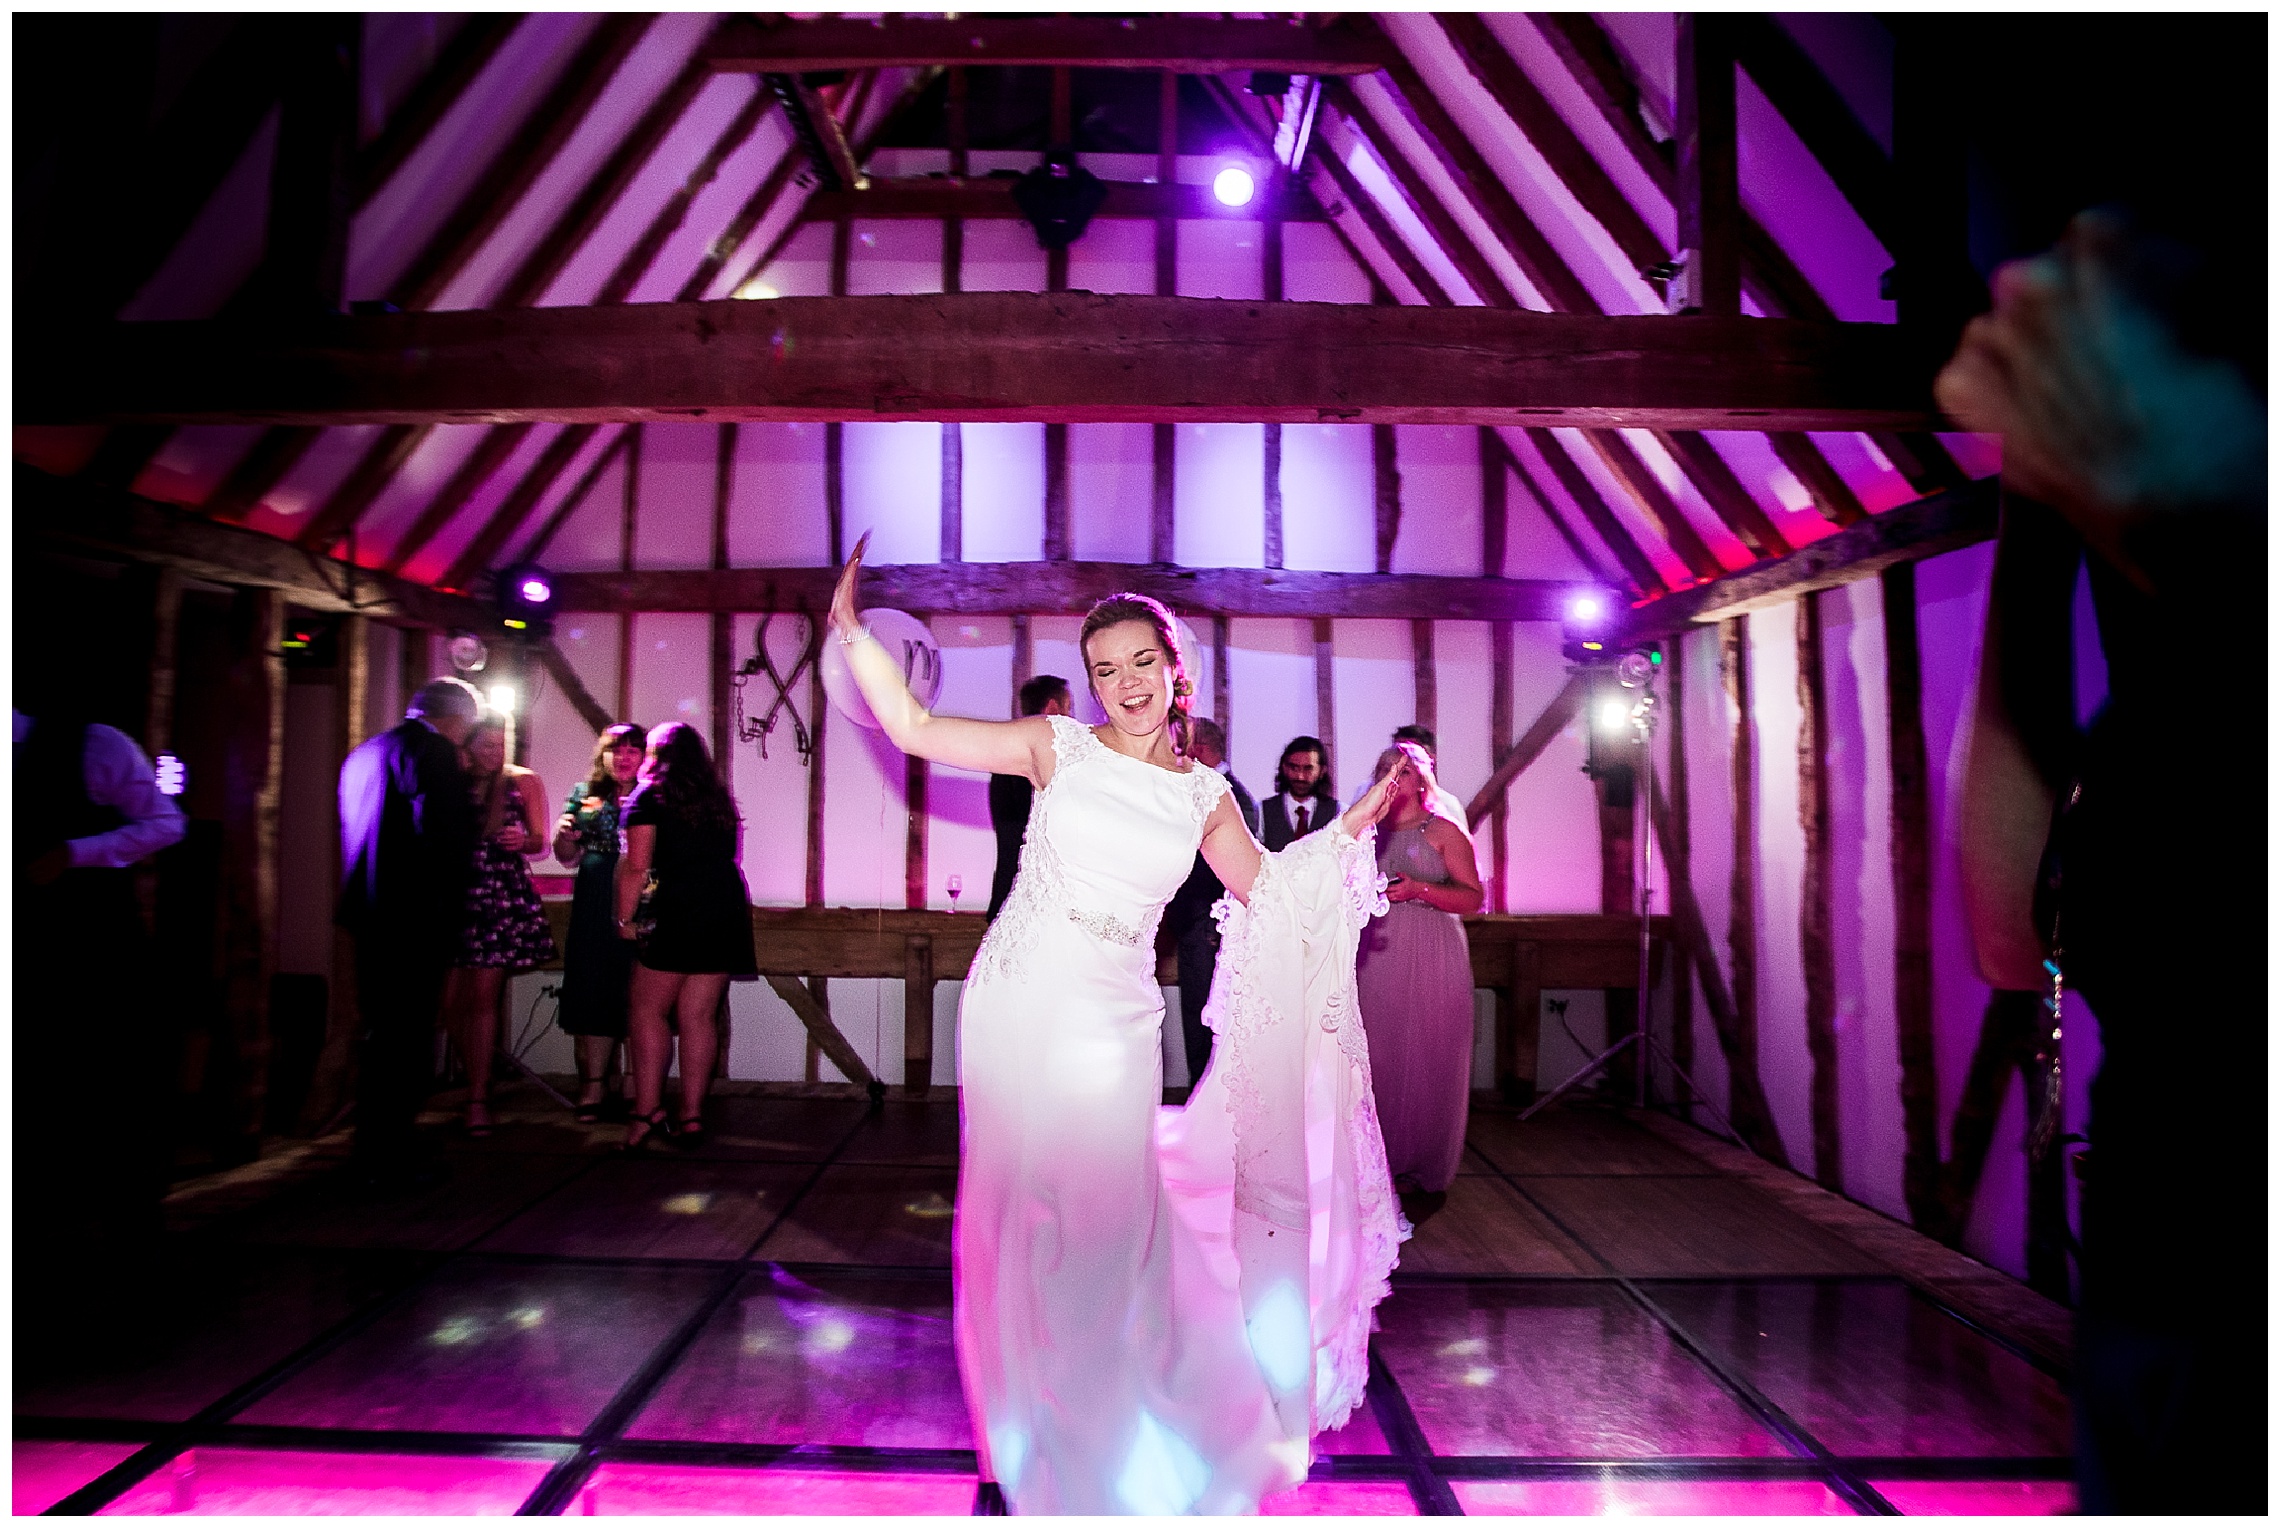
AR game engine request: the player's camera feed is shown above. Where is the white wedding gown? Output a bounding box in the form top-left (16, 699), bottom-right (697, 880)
top-left (956, 715), bottom-right (1402, 1515)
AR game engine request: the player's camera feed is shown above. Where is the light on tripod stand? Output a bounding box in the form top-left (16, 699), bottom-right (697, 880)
top-left (1596, 696), bottom-right (1636, 734)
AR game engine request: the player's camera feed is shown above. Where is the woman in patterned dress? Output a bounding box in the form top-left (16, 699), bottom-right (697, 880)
top-left (446, 708), bottom-right (557, 1136)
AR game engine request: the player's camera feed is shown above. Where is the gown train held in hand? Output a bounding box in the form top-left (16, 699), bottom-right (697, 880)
top-left (954, 715), bottom-right (1401, 1514)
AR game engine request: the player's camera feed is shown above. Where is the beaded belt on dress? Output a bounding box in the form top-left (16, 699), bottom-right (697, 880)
top-left (1067, 905), bottom-right (1145, 946)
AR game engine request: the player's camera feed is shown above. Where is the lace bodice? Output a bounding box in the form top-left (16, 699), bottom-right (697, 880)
top-left (973, 715), bottom-right (1229, 982)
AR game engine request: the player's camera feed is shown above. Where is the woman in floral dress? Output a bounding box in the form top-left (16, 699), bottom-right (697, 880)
top-left (446, 708), bottom-right (556, 1135)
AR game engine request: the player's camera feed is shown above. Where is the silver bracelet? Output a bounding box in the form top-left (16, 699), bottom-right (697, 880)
top-left (835, 623), bottom-right (874, 647)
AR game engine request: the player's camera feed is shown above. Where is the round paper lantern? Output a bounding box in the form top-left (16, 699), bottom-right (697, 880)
top-left (820, 608), bottom-right (943, 730)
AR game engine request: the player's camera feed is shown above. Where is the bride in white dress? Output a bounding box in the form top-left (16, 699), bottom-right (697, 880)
top-left (829, 540), bottom-right (1406, 1514)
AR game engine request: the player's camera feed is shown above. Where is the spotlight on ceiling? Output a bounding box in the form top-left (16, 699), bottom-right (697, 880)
top-left (1212, 165), bottom-right (1257, 209)
top-left (497, 562), bottom-right (557, 637)
top-left (1560, 587), bottom-right (1617, 661)
top-left (1013, 147), bottom-right (1107, 250)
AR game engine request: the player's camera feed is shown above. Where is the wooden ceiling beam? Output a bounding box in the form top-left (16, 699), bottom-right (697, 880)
top-left (34, 295), bottom-right (1939, 433)
top-left (18, 465), bottom-right (490, 631)
top-left (1625, 476), bottom-right (1996, 637)
top-left (1515, 428), bottom-right (1668, 599)
top-left (1768, 432), bottom-right (1869, 527)
top-left (1322, 77), bottom-right (1522, 310)
top-left (350, 15), bottom-right (521, 204)
top-left (1197, 75), bottom-right (1397, 306)
top-left (1727, 15), bottom-right (1898, 254)
top-left (701, 14), bottom-right (1389, 76)
top-left (800, 178), bottom-right (1328, 224)
top-left (551, 562), bottom-right (1584, 622)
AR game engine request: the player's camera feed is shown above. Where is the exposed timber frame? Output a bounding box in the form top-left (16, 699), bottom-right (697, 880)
top-left (702, 14), bottom-right (1391, 76)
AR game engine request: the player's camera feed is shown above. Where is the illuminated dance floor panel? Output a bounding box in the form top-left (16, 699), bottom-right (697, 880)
top-left (14, 1092), bottom-right (2074, 1515)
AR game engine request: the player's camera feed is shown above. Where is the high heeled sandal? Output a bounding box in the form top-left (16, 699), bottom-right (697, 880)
top-left (671, 1111), bottom-right (706, 1151)
top-left (622, 1108), bottom-right (670, 1153)
top-left (574, 1082), bottom-right (606, 1125)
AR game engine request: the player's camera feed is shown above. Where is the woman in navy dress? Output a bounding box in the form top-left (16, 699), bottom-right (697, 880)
top-left (615, 722), bottom-right (757, 1150)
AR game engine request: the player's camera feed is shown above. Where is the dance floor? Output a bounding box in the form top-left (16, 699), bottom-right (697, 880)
top-left (15, 1089), bottom-right (2076, 1515)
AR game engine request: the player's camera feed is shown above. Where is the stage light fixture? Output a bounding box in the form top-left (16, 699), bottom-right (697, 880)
top-left (497, 561), bottom-right (558, 637)
top-left (1596, 696), bottom-right (1635, 734)
top-left (1012, 149), bottom-right (1107, 250)
top-left (1559, 586), bottom-right (1618, 661)
top-left (1213, 165), bottom-right (1257, 208)
top-left (489, 683), bottom-right (518, 715)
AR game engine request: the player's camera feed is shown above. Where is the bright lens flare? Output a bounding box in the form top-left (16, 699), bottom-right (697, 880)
top-left (1212, 166), bottom-right (1256, 207)
top-left (1598, 698), bottom-right (1633, 732)
top-left (518, 576), bottom-right (552, 604)
top-left (490, 683), bottom-right (518, 714)
top-left (1568, 594), bottom-right (1603, 623)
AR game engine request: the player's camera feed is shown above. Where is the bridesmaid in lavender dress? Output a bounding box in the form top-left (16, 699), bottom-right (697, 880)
top-left (1356, 742), bottom-right (1484, 1215)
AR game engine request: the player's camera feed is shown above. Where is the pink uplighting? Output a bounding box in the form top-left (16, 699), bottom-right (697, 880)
top-left (577, 1462), bottom-right (977, 1515)
top-left (13, 1440), bottom-right (143, 1515)
top-left (1871, 1479), bottom-right (2080, 1515)
top-left (1259, 1478), bottom-right (1419, 1515)
top-left (1452, 1477), bottom-right (1857, 1516)
top-left (93, 1448), bottom-right (557, 1516)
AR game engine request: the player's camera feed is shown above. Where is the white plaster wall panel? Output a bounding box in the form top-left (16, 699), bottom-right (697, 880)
top-left (1619, 429), bottom-right (1753, 573)
top-left (1496, 624), bottom-right (1600, 914)
top-left (345, 425), bottom-right (495, 564)
top-left (1175, 219), bottom-right (1267, 300)
top-left (1747, 605), bottom-right (1813, 1171)
top-left (1494, 15), bottom-right (1677, 256)
top-left (633, 113), bottom-right (797, 304)
top-left (537, 615), bottom-right (623, 811)
top-left (846, 219), bottom-right (945, 296)
top-left (1225, 619), bottom-right (1316, 806)
top-left (1067, 218), bottom-right (1155, 296)
top-left (724, 612), bottom-right (820, 908)
top-left (121, 108), bottom-right (276, 321)
top-left (349, 15), bottom-right (598, 302)
top-left (503, 425), bottom-right (630, 570)
top-left (1343, 71), bottom-right (1545, 312)
top-left (1025, 615), bottom-right (1101, 723)
top-left (1811, 431), bottom-right (1916, 516)
top-left (1674, 625), bottom-right (1735, 1124)
top-left (1499, 462), bottom-right (1600, 582)
top-left (1534, 430), bottom-right (1697, 591)
top-left (408, 423), bottom-right (571, 586)
top-left (540, 72), bottom-right (758, 307)
top-left (960, 424), bottom-right (1046, 565)
top-left (242, 426), bottom-right (388, 541)
top-left (1378, 13), bottom-right (1660, 317)
top-left (1279, 425), bottom-right (1376, 574)
top-left (361, 15), bottom-right (469, 142)
top-left (822, 688), bottom-right (911, 910)
top-left (1430, 620), bottom-right (1495, 823)
top-left (1299, 160), bottom-right (1435, 308)
top-left (1174, 424), bottom-right (1265, 569)
top-left (961, 220), bottom-right (1050, 292)
top-left (725, 979), bottom-right (816, 1082)
top-left (1494, 427), bottom-right (1628, 585)
top-left (1824, 579), bottom-right (1906, 1221)
top-left (843, 422), bottom-right (943, 566)
top-left (134, 427), bottom-right (266, 511)
top-left (728, 422), bottom-right (830, 568)
top-left (1912, 543), bottom-right (1996, 1173)
top-left (1389, 425), bottom-right (1483, 577)
top-left (748, 218), bottom-right (834, 298)
top-left (1068, 424), bottom-right (1155, 564)
top-left (1280, 222), bottom-right (1376, 304)
top-left (1684, 433), bottom-right (1840, 555)
top-left (1735, 71), bottom-right (1894, 321)
top-left (434, 14), bottom-right (715, 312)
top-left (1316, 114), bottom-right (1480, 306)
top-left (632, 423), bottom-right (717, 571)
top-left (925, 616), bottom-right (1014, 912)
top-left (628, 612), bottom-right (711, 743)
top-left (541, 442), bottom-right (629, 572)
top-left (1332, 620), bottom-right (1414, 808)
top-left (1536, 989), bottom-right (1612, 1093)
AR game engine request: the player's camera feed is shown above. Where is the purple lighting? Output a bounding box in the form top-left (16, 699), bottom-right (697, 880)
top-left (1567, 593), bottom-right (1603, 624)
top-left (518, 575), bottom-right (552, 605)
top-left (1213, 166), bottom-right (1256, 208)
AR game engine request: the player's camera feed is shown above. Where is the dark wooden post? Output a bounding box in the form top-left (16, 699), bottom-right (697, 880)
top-left (1721, 615), bottom-right (1762, 1139)
top-left (1044, 425), bottom-right (1070, 562)
top-left (940, 425), bottom-right (964, 563)
top-left (1313, 617), bottom-right (1336, 755)
top-left (1500, 937), bottom-right (1542, 1105)
top-left (1411, 619), bottom-right (1437, 737)
top-left (804, 622), bottom-right (827, 907)
top-left (1882, 561), bottom-right (1942, 1229)
top-left (1010, 612), bottom-right (1033, 713)
top-left (1262, 424), bottom-right (1284, 570)
top-left (1489, 619), bottom-right (1514, 914)
top-left (905, 613), bottom-right (930, 911)
top-left (1372, 424), bottom-right (1401, 573)
top-left (1674, 14), bottom-right (1740, 316)
top-left (1665, 636), bottom-right (1696, 1096)
top-left (140, 565), bottom-right (184, 756)
top-left (1212, 615), bottom-right (1232, 755)
top-left (615, 423), bottom-right (641, 720)
top-left (710, 423), bottom-right (737, 767)
top-left (1797, 592), bottom-right (1842, 1189)
top-left (1150, 72), bottom-right (1178, 566)
top-left (904, 932), bottom-right (934, 1096)
top-left (1045, 65), bottom-right (1073, 293)
top-left (307, 611), bottom-right (369, 1131)
top-left (1480, 427), bottom-right (1507, 579)
top-left (218, 587), bottom-right (286, 1155)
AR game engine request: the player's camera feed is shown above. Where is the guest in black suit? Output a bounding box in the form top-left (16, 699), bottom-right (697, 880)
top-left (1161, 717), bottom-right (1258, 1086)
top-left (985, 674), bottom-right (1072, 919)
top-left (1260, 734), bottom-right (1336, 852)
top-left (336, 677), bottom-right (481, 1182)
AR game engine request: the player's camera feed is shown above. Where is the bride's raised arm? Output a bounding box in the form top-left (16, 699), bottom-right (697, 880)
top-left (1199, 756), bottom-right (1406, 905)
top-left (830, 534), bottom-right (1058, 785)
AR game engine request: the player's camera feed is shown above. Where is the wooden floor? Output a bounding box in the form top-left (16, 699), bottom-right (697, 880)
top-left (15, 1081), bottom-right (2077, 1516)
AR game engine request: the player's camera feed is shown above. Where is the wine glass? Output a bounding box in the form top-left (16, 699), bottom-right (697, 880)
top-left (946, 872), bottom-right (963, 914)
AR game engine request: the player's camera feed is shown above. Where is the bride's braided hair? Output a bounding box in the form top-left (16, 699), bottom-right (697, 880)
top-left (1079, 593), bottom-right (1194, 758)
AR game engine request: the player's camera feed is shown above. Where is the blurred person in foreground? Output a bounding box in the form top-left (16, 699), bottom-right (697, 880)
top-left (1941, 208), bottom-right (2264, 1514)
top-left (1160, 715), bottom-right (1260, 1086)
top-left (987, 674), bottom-right (1073, 919)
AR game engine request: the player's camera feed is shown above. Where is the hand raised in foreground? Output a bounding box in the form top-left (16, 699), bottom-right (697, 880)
top-left (828, 530), bottom-right (874, 644)
top-left (1339, 754), bottom-right (1409, 838)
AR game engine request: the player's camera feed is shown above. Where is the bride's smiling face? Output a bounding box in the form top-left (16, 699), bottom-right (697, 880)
top-left (1085, 619), bottom-right (1172, 738)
